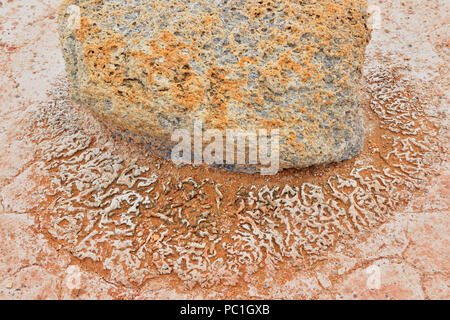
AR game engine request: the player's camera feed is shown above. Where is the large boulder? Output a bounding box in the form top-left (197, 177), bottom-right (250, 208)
top-left (58, 0), bottom-right (371, 173)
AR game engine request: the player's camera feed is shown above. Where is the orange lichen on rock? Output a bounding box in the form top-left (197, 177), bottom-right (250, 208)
top-left (58, 0), bottom-right (372, 171)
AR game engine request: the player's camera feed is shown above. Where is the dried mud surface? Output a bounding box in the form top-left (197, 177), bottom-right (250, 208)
top-left (0, 0), bottom-right (448, 299)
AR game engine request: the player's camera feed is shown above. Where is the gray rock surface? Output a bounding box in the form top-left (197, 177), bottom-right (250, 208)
top-left (58, 0), bottom-right (371, 172)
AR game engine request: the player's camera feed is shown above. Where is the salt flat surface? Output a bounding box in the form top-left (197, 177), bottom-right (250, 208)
top-left (0, 0), bottom-right (448, 299)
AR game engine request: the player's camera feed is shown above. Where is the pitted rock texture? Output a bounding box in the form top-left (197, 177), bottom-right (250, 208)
top-left (58, 0), bottom-right (371, 171)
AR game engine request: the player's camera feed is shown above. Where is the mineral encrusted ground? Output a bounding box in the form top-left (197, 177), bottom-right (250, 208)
top-left (58, 0), bottom-right (371, 171)
top-left (0, 0), bottom-right (448, 299)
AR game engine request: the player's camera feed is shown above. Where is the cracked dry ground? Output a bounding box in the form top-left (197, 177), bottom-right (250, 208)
top-left (0, 0), bottom-right (449, 299)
